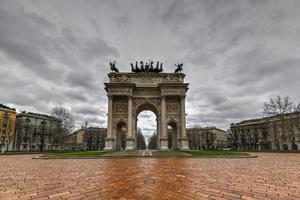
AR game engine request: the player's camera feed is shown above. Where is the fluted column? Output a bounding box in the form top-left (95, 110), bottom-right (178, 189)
top-left (126, 96), bottom-right (134, 150)
top-left (104, 95), bottom-right (114, 151)
top-left (160, 95), bottom-right (168, 150)
top-left (180, 95), bottom-right (189, 150)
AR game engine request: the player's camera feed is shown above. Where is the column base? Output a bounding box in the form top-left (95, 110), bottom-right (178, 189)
top-left (104, 139), bottom-right (114, 151)
top-left (179, 138), bottom-right (189, 151)
top-left (125, 139), bottom-right (135, 151)
top-left (159, 139), bottom-right (168, 151)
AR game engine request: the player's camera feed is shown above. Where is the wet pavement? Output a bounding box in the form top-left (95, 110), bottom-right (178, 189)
top-left (0, 153), bottom-right (300, 199)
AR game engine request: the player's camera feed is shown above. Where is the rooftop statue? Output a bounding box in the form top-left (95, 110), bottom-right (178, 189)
top-left (130, 61), bottom-right (164, 73)
top-left (174, 63), bottom-right (183, 73)
top-left (110, 61), bottom-right (119, 73)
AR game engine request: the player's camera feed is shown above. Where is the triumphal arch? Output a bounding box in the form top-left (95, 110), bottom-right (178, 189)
top-left (104, 61), bottom-right (189, 151)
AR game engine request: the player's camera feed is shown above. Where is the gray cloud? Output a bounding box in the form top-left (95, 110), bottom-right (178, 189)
top-left (1, 0), bottom-right (300, 131)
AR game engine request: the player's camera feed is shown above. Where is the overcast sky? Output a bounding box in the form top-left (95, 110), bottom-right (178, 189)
top-left (1, 0), bottom-right (300, 139)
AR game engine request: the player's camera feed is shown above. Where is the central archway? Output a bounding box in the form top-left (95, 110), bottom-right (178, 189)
top-left (134, 102), bottom-right (160, 150)
top-left (136, 110), bottom-right (156, 150)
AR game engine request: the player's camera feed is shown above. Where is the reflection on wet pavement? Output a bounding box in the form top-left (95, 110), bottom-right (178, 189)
top-left (0, 153), bottom-right (300, 199)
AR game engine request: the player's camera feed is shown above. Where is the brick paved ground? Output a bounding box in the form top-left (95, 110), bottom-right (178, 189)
top-left (0, 153), bottom-right (300, 200)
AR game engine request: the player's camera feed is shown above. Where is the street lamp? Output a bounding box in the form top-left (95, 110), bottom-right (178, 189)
top-left (1, 112), bottom-right (9, 153)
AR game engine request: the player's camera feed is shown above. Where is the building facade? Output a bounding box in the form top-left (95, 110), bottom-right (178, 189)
top-left (14, 112), bottom-right (61, 152)
top-left (64, 127), bottom-right (106, 151)
top-left (230, 112), bottom-right (300, 151)
top-left (0, 104), bottom-right (17, 152)
top-left (187, 127), bottom-right (227, 150)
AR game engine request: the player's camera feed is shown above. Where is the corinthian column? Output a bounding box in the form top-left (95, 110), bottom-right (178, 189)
top-left (180, 95), bottom-right (189, 150)
top-left (160, 95), bottom-right (168, 150)
top-left (126, 95), bottom-right (134, 150)
top-left (104, 95), bottom-right (114, 151)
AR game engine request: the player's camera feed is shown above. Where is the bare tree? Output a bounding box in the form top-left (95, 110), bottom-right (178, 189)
top-left (204, 130), bottom-right (216, 150)
top-left (15, 118), bottom-right (30, 151)
top-left (51, 106), bottom-right (74, 148)
top-left (49, 125), bottom-right (61, 150)
top-left (264, 96), bottom-right (295, 116)
top-left (264, 96), bottom-right (300, 150)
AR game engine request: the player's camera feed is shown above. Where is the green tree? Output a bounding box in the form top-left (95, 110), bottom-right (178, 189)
top-left (148, 132), bottom-right (157, 150)
top-left (136, 128), bottom-right (146, 150)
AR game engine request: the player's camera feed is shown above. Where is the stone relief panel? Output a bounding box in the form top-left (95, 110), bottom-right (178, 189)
top-left (114, 104), bottom-right (128, 114)
top-left (110, 74), bottom-right (130, 83)
top-left (113, 97), bottom-right (128, 114)
top-left (134, 88), bottom-right (160, 97)
top-left (163, 75), bottom-right (183, 83)
top-left (166, 103), bottom-right (179, 113)
top-left (108, 87), bottom-right (133, 95)
top-left (131, 77), bottom-right (162, 87)
top-left (161, 88), bottom-right (185, 96)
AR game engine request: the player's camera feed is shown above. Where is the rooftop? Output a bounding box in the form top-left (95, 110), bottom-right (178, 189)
top-left (17, 111), bottom-right (60, 121)
top-left (0, 104), bottom-right (16, 111)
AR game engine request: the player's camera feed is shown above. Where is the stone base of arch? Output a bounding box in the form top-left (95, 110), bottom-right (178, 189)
top-left (104, 138), bottom-right (114, 151)
top-left (179, 139), bottom-right (189, 151)
top-left (159, 139), bottom-right (169, 151)
top-left (125, 138), bottom-right (135, 151)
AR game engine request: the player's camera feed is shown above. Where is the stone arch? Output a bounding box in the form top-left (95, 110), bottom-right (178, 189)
top-left (167, 120), bottom-right (179, 150)
top-left (104, 72), bottom-right (189, 151)
top-left (115, 121), bottom-right (127, 150)
top-left (134, 101), bottom-right (160, 149)
top-left (135, 101), bottom-right (160, 117)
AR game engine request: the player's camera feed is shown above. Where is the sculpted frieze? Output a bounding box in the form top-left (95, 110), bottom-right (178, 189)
top-left (110, 74), bottom-right (130, 83)
top-left (131, 77), bottom-right (162, 87)
top-left (163, 75), bottom-right (183, 83)
top-left (166, 103), bottom-right (179, 113)
top-left (114, 103), bottom-right (128, 113)
top-left (161, 88), bottom-right (185, 95)
top-left (108, 87), bottom-right (132, 95)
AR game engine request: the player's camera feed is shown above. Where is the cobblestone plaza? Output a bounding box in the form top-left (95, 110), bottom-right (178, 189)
top-left (0, 153), bottom-right (300, 199)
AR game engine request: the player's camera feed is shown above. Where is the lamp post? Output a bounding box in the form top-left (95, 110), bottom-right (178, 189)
top-left (1, 112), bottom-right (9, 154)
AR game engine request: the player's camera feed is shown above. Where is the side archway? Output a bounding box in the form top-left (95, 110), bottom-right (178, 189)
top-left (167, 120), bottom-right (179, 150)
top-left (115, 121), bottom-right (127, 150)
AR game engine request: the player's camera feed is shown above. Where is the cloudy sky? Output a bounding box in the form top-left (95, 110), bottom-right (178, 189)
top-left (1, 0), bottom-right (300, 139)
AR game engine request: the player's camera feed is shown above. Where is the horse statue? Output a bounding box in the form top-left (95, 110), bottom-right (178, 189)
top-left (159, 62), bottom-right (163, 72)
top-left (131, 63), bottom-right (136, 72)
top-left (110, 61), bottom-right (119, 73)
top-left (174, 63), bottom-right (183, 73)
